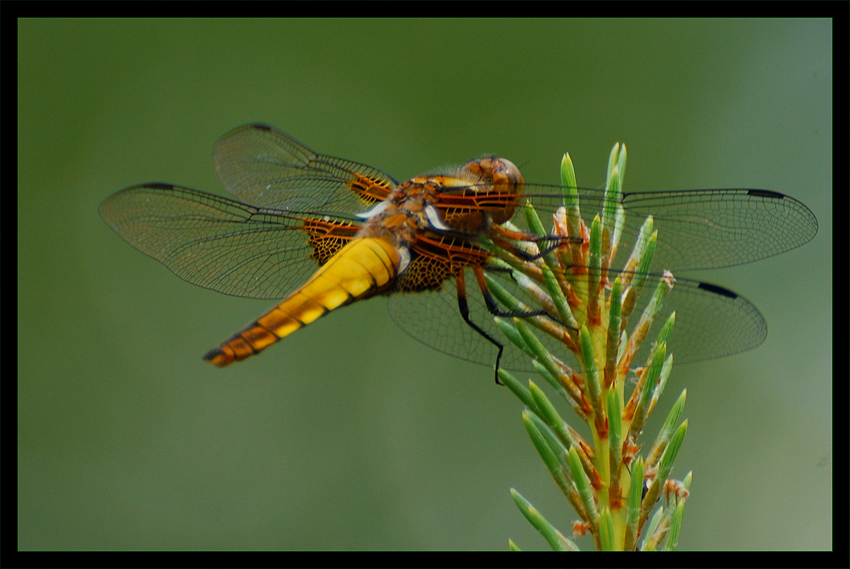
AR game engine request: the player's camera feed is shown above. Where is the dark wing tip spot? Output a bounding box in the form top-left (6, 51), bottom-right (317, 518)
top-left (747, 189), bottom-right (784, 199)
top-left (697, 281), bottom-right (738, 299)
top-left (146, 182), bottom-right (176, 190)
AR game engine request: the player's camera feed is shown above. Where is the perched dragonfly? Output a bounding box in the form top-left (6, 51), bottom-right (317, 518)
top-left (100, 124), bottom-right (817, 377)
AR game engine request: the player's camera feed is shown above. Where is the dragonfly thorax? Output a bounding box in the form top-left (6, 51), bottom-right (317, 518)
top-left (396, 157), bottom-right (526, 234)
top-left (356, 156), bottom-right (525, 246)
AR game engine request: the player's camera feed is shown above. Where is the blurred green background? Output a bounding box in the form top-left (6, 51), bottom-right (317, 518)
top-left (19, 19), bottom-right (831, 550)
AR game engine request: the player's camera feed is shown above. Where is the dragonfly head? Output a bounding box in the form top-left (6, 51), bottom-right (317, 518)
top-left (460, 157), bottom-right (525, 224)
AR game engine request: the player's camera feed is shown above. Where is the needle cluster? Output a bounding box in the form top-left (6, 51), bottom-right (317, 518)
top-left (494, 145), bottom-right (691, 551)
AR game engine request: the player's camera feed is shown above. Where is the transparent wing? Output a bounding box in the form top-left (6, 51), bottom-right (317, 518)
top-left (213, 123), bottom-right (398, 214)
top-left (99, 183), bottom-right (359, 299)
top-left (516, 186), bottom-right (818, 271)
top-left (388, 264), bottom-right (767, 373)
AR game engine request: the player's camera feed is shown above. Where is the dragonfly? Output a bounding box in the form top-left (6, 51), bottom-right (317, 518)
top-left (99, 124), bottom-right (818, 379)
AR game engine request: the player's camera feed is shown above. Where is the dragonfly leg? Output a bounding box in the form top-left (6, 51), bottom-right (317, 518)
top-left (471, 265), bottom-right (550, 319)
top-left (491, 234), bottom-right (573, 263)
top-left (456, 269), bottom-right (504, 384)
top-left (489, 224), bottom-right (579, 262)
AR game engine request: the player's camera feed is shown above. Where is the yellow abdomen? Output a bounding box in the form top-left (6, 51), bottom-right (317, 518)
top-left (204, 237), bottom-right (401, 367)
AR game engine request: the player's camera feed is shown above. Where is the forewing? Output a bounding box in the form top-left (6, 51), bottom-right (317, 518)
top-left (214, 123), bottom-right (397, 214)
top-left (517, 185), bottom-right (818, 271)
top-left (99, 183), bottom-right (359, 299)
